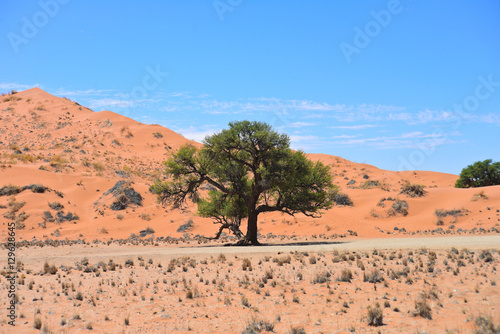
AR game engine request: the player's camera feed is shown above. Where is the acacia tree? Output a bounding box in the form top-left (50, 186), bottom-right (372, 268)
top-left (151, 121), bottom-right (337, 245)
top-left (455, 159), bottom-right (500, 188)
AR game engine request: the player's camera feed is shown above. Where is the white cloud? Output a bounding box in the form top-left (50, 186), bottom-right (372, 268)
top-left (54, 88), bottom-right (112, 97)
top-left (88, 98), bottom-right (135, 109)
top-left (332, 131), bottom-right (461, 149)
top-left (331, 124), bottom-right (378, 130)
top-left (176, 126), bottom-right (220, 142)
top-left (331, 135), bottom-right (357, 139)
top-left (284, 121), bottom-right (316, 128)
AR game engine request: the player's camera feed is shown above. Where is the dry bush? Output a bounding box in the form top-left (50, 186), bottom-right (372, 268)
top-left (336, 268), bottom-right (353, 283)
top-left (33, 317), bottom-right (42, 329)
top-left (333, 192), bottom-right (353, 206)
top-left (289, 326), bottom-right (306, 334)
top-left (242, 258), bottom-right (253, 271)
top-left (364, 269), bottom-right (384, 283)
top-left (242, 317), bottom-right (275, 333)
top-left (413, 297), bottom-right (432, 319)
top-left (387, 199), bottom-right (409, 217)
top-left (472, 190), bottom-right (489, 201)
top-left (400, 181), bottom-right (427, 197)
top-left (273, 255), bottom-right (291, 266)
top-left (241, 295), bottom-right (251, 307)
top-left (312, 271), bottom-right (331, 284)
top-left (367, 302), bottom-right (383, 326)
top-left (435, 208), bottom-right (465, 218)
top-left (474, 314), bottom-right (500, 334)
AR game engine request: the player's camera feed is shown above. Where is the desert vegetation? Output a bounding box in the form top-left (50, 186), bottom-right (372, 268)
top-left (1, 246), bottom-right (498, 333)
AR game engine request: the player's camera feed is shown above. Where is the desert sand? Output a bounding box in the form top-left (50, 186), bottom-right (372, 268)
top-left (1, 88), bottom-right (499, 333)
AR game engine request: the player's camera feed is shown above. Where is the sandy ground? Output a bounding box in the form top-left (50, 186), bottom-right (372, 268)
top-left (1, 237), bottom-right (499, 333)
top-left (4, 235), bottom-right (500, 269)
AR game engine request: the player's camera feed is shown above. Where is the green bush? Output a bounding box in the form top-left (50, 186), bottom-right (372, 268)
top-left (455, 159), bottom-right (500, 188)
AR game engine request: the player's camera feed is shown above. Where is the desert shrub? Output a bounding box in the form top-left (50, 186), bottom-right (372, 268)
top-left (400, 181), bottom-right (427, 197)
top-left (273, 255), bottom-right (291, 266)
top-left (333, 192), bottom-right (353, 206)
top-left (456, 159), bottom-right (500, 188)
top-left (242, 318), bottom-right (275, 333)
top-left (242, 258), bottom-right (252, 271)
top-left (177, 219), bottom-right (193, 232)
top-left (413, 297), bottom-right (432, 319)
top-left (139, 227), bottom-right (155, 237)
top-left (50, 155), bottom-right (68, 169)
top-left (111, 194), bottom-right (128, 210)
top-left (289, 327), bottom-right (306, 334)
top-left (472, 190), bottom-right (489, 201)
top-left (139, 213), bottom-right (151, 221)
top-left (363, 269), bottom-right (384, 283)
top-left (153, 132), bottom-right (163, 138)
top-left (367, 302), bottom-right (383, 326)
top-left (312, 271), bottom-right (331, 284)
top-left (387, 199), bottom-right (409, 217)
top-left (474, 314), bottom-right (500, 334)
top-left (56, 211), bottom-right (79, 223)
top-left (377, 197), bottom-right (395, 207)
top-left (23, 184), bottom-right (48, 193)
top-left (92, 162), bottom-right (105, 172)
top-left (241, 295), bottom-right (251, 307)
top-left (479, 250), bottom-right (494, 263)
top-left (34, 317), bottom-right (42, 329)
top-left (434, 208), bottom-right (464, 218)
top-left (362, 180), bottom-right (380, 189)
top-left (0, 185), bottom-right (23, 196)
top-left (48, 201), bottom-right (64, 210)
top-left (43, 211), bottom-right (54, 222)
top-left (107, 181), bottom-right (143, 210)
top-left (336, 268), bottom-right (353, 283)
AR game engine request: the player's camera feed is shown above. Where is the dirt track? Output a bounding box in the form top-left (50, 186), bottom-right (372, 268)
top-left (6, 235), bottom-right (499, 269)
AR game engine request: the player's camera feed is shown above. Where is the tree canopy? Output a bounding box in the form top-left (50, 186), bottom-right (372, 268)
top-left (150, 120), bottom-right (338, 245)
top-left (455, 159), bottom-right (500, 188)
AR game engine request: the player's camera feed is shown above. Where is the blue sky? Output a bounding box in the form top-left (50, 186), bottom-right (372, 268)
top-left (1, 0), bottom-right (499, 175)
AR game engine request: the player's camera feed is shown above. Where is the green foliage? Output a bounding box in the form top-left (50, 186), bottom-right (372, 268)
top-left (455, 159), bottom-right (500, 188)
top-left (151, 121), bottom-right (337, 244)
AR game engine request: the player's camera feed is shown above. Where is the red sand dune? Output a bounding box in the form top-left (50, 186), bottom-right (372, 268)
top-left (1, 88), bottom-right (499, 243)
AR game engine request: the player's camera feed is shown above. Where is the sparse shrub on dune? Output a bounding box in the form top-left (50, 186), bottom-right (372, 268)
top-left (387, 199), bottom-right (409, 217)
top-left (48, 201), bottom-right (64, 210)
top-left (400, 181), bottom-right (427, 197)
top-left (434, 208), bottom-right (465, 218)
top-left (106, 181), bottom-right (143, 211)
top-left (177, 219), bottom-right (193, 232)
top-left (56, 211), bottom-right (79, 223)
top-left (472, 190), bottom-right (489, 201)
top-left (0, 185), bottom-right (23, 196)
top-left (333, 192), bottom-right (353, 206)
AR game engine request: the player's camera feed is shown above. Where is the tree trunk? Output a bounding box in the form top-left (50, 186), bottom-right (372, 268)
top-left (243, 210), bottom-right (259, 245)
